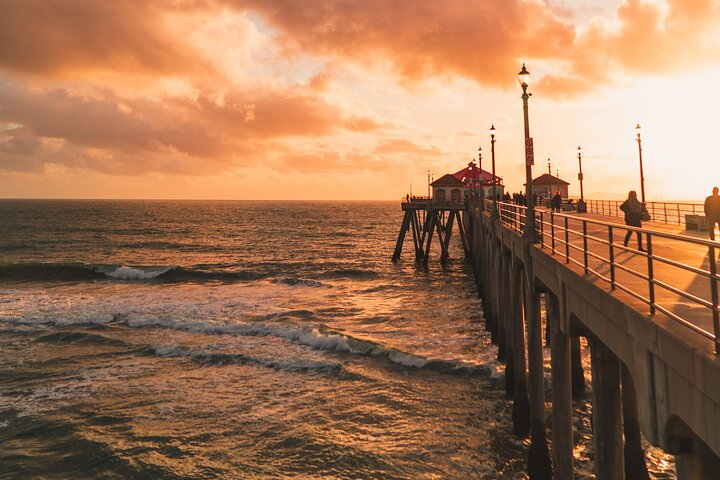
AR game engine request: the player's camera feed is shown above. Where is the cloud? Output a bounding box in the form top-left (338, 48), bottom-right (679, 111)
top-left (226, 0), bottom-right (575, 89)
top-left (373, 138), bottom-right (443, 156)
top-left (0, 79), bottom-right (383, 174)
top-left (538, 0), bottom-right (720, 96)
top-left (0, 0), bottom-right (215, 78)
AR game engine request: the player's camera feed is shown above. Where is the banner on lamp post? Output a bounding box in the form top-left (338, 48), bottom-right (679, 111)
top-left (525, 138), bottom-right (534, 166)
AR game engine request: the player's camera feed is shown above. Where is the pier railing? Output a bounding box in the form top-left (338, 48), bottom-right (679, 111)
top-left (584, 199), bottom-right (704, 226)
top-left (490, 201), bottom-right (720, 353)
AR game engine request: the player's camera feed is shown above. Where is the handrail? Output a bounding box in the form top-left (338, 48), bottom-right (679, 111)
top-left (486, 201), bottom-right (720, 353)
top-left (584, 199), bottom-right (704, 226)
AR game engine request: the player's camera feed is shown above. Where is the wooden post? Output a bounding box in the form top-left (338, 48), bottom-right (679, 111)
top-left (590, 336), bottom-right (623, 479)
top-left (456, 210), bottom-right (471, 258)
top-left (621, 365), bottom-right (650, 480)
top-left (392, 210), bottom-right (411, 261)
top-left (494, 239), bottom-right (506, 362)
top-left (423, 210), bottom-right (437, 267)
top-left (549, 292), bottom-right (574, 479)
top-left (571, 336), bottom-right (586, 400)
top-left (409, 209), bottom-right (421, 260)
top-left (525, 276), bottom-right (553, 478)
top-left (511, 263), bottom-right (530, 437)
top-left (501, 249), bottom-right (515, 397)
top-left (441, 210), bottom-right (455, 262)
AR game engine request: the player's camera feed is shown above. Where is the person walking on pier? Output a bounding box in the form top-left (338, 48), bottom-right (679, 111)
top-left (620, 190), bottom-right (645, 251)
top-left (551, 192), bottom-right (562, 213)
top-left (704, 187), bottom-right (720, 241)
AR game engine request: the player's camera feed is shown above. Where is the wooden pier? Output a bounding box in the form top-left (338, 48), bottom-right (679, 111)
top-left (391, 198), bottom-right (470, 265)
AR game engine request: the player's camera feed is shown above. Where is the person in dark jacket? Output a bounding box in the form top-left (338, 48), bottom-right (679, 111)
top-left (552, 192), bottom-right (562, 213)
top-left (704, 187), bottom-right (720, 241)
top-left (620, 190), bottom-right (645, 251)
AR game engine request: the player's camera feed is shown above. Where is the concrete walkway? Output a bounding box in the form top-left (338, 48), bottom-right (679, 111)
top-left (533, 208), bottom-right (720, 357)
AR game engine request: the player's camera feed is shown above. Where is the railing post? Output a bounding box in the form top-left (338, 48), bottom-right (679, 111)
top-left (551, 213), bottom-right (555, 254)
top-left (609, 226), bottom-right (616, 290)
top-left (539, 211), bottom-right (544, 247)
top-left (647, 234), bottom-right (655, 316)
top-left (677, 204), bottom-right (681, 225)
top-left (564, 216), bottom-right (570, 263)
top-left (664, 203), bottom-right (667, 224)
top-left (710, 245), bottom-right (720, 354)
top-left (583, 220), bottom-right (589, 274)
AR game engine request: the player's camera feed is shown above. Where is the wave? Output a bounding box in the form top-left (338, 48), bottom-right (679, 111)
top-left (0, 263), bottom-right (264, 283)
top-left (33, 330), bottom-right (129, 348)
top-left (4, 315), bottom-right (489, 376)
top-left (271, 277), bottom-right (328, 288)
top-left (120, 317), bottom-right (488, 375)
top-left (147, 345), bottom-right (343, 373)
top-left (319, 268), bottom-right (379, 279)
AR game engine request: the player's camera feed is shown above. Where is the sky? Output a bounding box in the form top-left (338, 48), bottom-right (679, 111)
top-left (1, 0), bottom-right (719, 201)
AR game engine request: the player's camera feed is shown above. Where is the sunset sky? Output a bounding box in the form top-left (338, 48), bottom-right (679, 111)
top-left (1, 0), bottom-right (719, 200)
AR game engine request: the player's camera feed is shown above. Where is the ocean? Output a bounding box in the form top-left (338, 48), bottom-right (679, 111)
top-left (0, 200), bottom-right (675, 479)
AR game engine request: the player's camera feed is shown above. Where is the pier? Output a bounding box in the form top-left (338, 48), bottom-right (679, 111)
top-left (396, 196), bottom-right (720, 478)
top-left (392, 197), bottom-right (470, 265)
top-left (465, 200), bottom-right (720, 478)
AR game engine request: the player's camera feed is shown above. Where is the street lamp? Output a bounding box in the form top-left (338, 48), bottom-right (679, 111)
top-left (490, 124), bottom-right (497, 218)
top-left (478, 146), bottom-right (484, 203)
top-left (518, 64), bottom-right (536, 241)
top-left (635, 124), bottom-right (646, 204)
top-left (577, 145), bottom-right (587, 213)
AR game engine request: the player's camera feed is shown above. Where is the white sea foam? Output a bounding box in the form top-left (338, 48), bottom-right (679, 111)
top-left (104, 266), bottom-right (175, 280)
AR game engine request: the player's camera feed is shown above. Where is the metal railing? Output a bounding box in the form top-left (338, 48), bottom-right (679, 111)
top-left (489, 201), bottom-right (720, 353)
top-left (585, 199), bottom-right (704, 226)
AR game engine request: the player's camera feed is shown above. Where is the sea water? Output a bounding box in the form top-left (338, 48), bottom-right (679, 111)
top-left (0, 200), bottom-right (675, 479)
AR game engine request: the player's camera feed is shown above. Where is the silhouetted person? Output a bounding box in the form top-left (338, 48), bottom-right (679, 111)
top-left (620, 190), bottom-right (645, 251)
top-left (552, 192), bottom-right (562, 213)
top-left (705, 187), bottom-right (720, 240)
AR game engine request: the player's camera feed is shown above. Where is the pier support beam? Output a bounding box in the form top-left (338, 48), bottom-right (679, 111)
top-left (501, 249), bottom-right (515, 397)
top-left (675, 434), bottom-right (720, 480)
top-left (549, 293), bottom-right (573, 479)
top-left (392, 210), bottom-right (411, 261)
top-left (525, 277), bottom-right (552, 479)
top-left (494, 239), bottom-right (506, 362)
top-left (511, 263), bottom-right (530, 437)
top-left (621, 364), bottom-right (650, 480)
top-left (590, 336), bottom-right (623, 479)
top-left (571, 336), bottom-right (586, 400)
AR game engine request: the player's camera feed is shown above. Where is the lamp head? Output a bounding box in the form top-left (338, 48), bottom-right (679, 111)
top-left (517, 63), bottom-right (531, 88)
top-left (490, 124), bottom-right (496, 139)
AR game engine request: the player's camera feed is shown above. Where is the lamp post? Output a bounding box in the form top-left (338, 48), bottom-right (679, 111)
top-left (427, 169), bottom-right (431, 199)
top-left (477, 146), bottom-right (484, 203)
top-left (577, 145), bottom-right (587, 212)
top-left (519, 64), bottom-right (535, 241)
top-left (490, 124), bottom-right (497, 219)
top-left (635, 124), bottom-right (646, 204)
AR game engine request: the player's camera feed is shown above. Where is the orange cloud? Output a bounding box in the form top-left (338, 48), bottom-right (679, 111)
top-left (0, 79), bottom-right (382, 174)
top-left (0, 0), bottom-right (214, 78)
top-left (373, 139), bottom-right (443, 156)
top-left (226, 0), bottom-right (575, 88)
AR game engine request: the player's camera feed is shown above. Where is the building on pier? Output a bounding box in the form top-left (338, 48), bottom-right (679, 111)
top-left (526, 173), bottom-right (569, 199)
top-left (430, 173), bottom-right (466, 203)
top-left (453, 161), bottom-right (504, 200)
